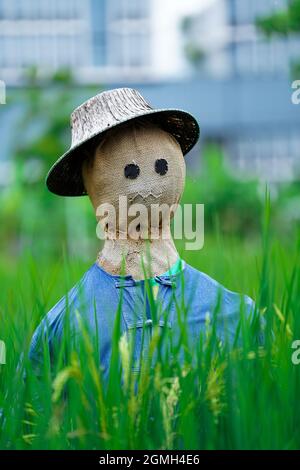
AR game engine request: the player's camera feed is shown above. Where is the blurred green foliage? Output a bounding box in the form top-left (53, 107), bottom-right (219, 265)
top-left (0, 70), bottom-right (99, 263)
top-left (256, 0), bottom-right (300, 77)
top-left (1, 72), bottom-right (300, 450)
top-left (256, 0), bottom-right (300, 36)
top-left (182, 145), bottom-right (262, 236)
top-left (1, 202), bottom-right (300, 449)
top-left (0, 70), bottom-right (300, 268)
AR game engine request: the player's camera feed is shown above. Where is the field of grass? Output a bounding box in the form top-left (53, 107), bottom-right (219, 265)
top-left (1, 199), bottom-right (300, 451)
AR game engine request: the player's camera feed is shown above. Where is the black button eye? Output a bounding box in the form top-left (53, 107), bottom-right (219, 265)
top-left (155, 158), bottom-right (168, 176)
top-left (124, 163), bottom-right (140, 179)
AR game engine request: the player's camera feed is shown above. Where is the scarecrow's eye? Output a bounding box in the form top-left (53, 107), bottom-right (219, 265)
top-left (155, 158), bottom-right (168, 176)
top-left (124, 163), bottom-right (140, 179)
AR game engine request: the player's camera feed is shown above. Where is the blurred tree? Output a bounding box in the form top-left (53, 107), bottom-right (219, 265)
top-left (1, 69), bottom-right (298, 267)
top-left (0, 68), bottom-right (100, 261)
top-left (181, 145), bottom-right (263, 237)
top-left (256, 0), bottom-right (300, 76)
top-left (181, 15), bottom-right (205, 72)
top-left (184, 43), bottom-right (205, 70)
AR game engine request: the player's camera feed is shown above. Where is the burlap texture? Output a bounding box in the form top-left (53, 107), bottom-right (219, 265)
top-left (82, 120), bottom-right (185, 278)
top-left (46, 87), bottom-right (200, 196)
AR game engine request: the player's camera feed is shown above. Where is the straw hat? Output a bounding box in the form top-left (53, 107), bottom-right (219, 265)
top-left (46, 87), bottom-right (200, 196)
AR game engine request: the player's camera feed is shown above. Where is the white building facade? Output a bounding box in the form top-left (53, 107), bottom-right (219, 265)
top-left (0, 0), bottom-right (202, 84)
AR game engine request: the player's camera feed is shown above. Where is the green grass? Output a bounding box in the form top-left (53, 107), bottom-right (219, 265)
top-left (1, 212), bottom-right (300, 450)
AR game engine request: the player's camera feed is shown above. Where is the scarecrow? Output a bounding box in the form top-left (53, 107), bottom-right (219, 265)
top-left (29, 88), bottom-right (255, 380)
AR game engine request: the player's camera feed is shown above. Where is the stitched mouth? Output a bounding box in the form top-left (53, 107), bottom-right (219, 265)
top-left (128, 191), bottom-right (163, 204)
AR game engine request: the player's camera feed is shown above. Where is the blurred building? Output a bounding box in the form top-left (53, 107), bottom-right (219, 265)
top-left (183, 0), bottom-right (300, 78)
top-left (0, 0), bottom-right (300, 183)
top-left (0, 0), bottom-right (92, 82)
top-left (0, 0), bottom-right (195, 185)
top-left (0, 0), bottom-right (194, 84)
top-left (178, 0), bottom-right (300, 181)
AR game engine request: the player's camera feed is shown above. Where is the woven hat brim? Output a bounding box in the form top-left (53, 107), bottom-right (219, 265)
top-left (46, 108), bottom-right (200, 197)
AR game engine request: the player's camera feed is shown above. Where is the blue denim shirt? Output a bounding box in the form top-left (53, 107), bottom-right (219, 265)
top-left (29, 262), bottom-right (255, 380)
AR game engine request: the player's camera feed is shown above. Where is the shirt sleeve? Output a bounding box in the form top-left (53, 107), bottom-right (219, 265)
top-left (28, 294), bottom-right (68, 379)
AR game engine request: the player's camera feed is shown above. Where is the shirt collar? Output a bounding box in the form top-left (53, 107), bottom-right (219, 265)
top-left (94, 259), bottom-right (186, 288)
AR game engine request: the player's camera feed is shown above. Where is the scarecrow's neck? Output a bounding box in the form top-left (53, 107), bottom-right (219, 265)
top-left (97, 230), bottom-right (179, 280)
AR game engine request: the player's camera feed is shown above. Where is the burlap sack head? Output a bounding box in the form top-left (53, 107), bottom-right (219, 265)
top-left (82, 118), bottom-right (185, 239)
